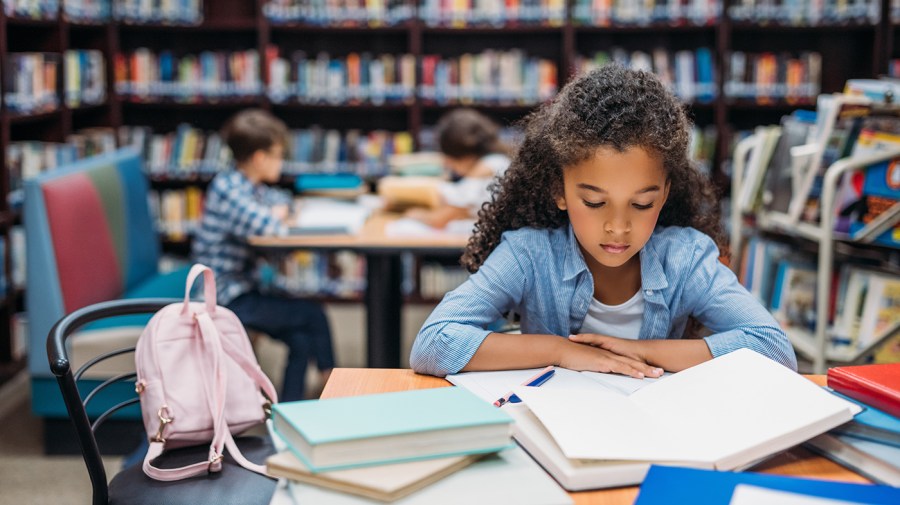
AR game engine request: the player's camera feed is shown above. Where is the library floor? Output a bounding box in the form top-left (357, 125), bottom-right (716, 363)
top-left (0, 303), bottom-right (434, 504)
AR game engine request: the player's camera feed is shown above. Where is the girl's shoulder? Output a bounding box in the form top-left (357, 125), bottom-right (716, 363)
top-left (497, 226), bottom-right (569, 261)
top-left (649, 226), bottom-right (717, 258)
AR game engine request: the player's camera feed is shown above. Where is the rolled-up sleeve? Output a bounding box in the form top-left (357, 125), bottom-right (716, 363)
top-left (217, 183), bottom-right (287, 239)
top-left (687, 235), bottom-right (798, 371)
top-left (410, 239), bottom-right (528, 376)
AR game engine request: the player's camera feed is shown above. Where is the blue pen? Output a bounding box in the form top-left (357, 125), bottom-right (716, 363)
top-left (493, 366), bottom-right (555, 407)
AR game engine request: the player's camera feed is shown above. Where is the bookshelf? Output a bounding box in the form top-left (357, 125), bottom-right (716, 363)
top-left (1, 0), bottom-right (897, 377)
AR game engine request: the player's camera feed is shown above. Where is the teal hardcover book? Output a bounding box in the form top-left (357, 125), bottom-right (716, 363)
top-left (272, 387), bottom-right (513, 473)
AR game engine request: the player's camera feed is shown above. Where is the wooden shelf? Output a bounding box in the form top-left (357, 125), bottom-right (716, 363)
top-left (120, 98), bottom-right (262, 108)
top-left (725, 99), bottom-right (817, 110)
top-left (115, 19), bottom-right (257, 31)
top-left (269, 22), bottom-right (412, 33)
top-left (271, 102), bottom-right (410, 111)
top-left (730, 22), bottom-right (877, 32)
top-left (7, 109), bottom-right (63, 124)
top-left (573, 23), bottom-right (715, 33)
top-left (5, 17), bottom-right (58, 27)
top-left (69, 102), bottom-right (109, 113)
top-left (423, 25), bottom-right (563, 34)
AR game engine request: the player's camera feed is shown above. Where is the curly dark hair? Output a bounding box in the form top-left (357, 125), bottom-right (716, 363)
top-left (461, 64), bottom-right (725, 273)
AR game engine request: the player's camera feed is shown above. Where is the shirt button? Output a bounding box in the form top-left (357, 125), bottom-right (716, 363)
top-left (645, 289), bottom-right (654, 296)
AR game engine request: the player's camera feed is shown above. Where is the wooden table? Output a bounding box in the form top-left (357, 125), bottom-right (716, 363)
top-left (320, 369), bottom-right (870, 505)
top-left (251, 214), bottom-right (468, 368)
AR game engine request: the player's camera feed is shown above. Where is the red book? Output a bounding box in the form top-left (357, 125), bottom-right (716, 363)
top-left (827, 363), bottom-right (900, 419)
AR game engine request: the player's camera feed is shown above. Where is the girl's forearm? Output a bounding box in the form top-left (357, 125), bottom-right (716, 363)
top-left (462, 332), bottom-right (565, 371)
top-left (639, 339), bottom-right (713, 372)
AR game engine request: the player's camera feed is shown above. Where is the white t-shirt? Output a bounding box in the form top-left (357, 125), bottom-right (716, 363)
top-left (438, 153), bottom-right (510, 215)
top-left (578, 290), bottom-right (644, 340)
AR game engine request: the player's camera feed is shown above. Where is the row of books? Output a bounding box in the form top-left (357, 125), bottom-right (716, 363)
top-left (266, 250), bottom-right (367, 299)
top-left (149, 188), bottom-right (203, 241)
top-left (728, 0), bottom-right (880, 24)
top-left (733, 78), bottom-right (900, 234)
top-left (5, 127), bottom-right (117, 205)
top-left (114, 49), bottom-right (262, 100)
top-left (571, 0), bottom-right (720, 26)
top-left (725, 51), bottom-right (822, 104)
top-left (64, 50), bottom-right (106, 108)
top-left (3, 0), bottom-right (58, 19)
top-left (268, 49), bottom-right (557, 106)
top-left (123, 124), bottom-right (418, 178)
top-left (114, 0), bottom-right (202, 24)
top-left (121, 125), bottom-right (234, 176)
top-left (420, 51), bottom-right (558, 106)
top-left (3, 53), bottom-right (59, 115)
top-left (3, 50), bottom-right (105, 113)
top-left (63, 0), bottom-right (111, 21)
top-left (418, 262), bottom-right (469, 300)
top-left (419, 0), bottom-right (566, 27)
top-left (808, 363), bottom-right (900, 487)
top-left (267, 51), bottom-right (417, 105)
top-left (575, 48), bottom-right (716, 104)
top-left (4, 0), bottom-right (202, 23)
top-left (264, 0), bottom-right (414, 26)
top-left (739, 235), bottom-right (900, 361)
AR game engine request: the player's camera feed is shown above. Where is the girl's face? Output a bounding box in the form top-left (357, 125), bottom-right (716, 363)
top-left (555, 146), bottom-right (669, 270)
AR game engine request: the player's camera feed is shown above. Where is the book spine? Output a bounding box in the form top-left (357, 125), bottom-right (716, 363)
top-left (828, 369), bottom-right (900, 419)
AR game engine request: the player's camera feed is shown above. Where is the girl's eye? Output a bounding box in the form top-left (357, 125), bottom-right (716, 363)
top-left (633, 203), bottom-right (655, 210)
top-left (583, 201), bottom-right (605, 208)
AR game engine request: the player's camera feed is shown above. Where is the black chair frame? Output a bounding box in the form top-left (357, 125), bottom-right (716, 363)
top-left (47, 298), bottom-right (178, 505)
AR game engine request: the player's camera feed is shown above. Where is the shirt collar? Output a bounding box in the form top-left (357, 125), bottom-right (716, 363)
top-left (561, 223), bottom-right (669, 291)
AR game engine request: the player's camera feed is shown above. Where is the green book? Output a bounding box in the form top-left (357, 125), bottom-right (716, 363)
top-left (271, 387), bottom-right (514, 473)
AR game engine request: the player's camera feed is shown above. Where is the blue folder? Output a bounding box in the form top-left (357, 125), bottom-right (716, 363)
top-left (634, 465), bottom-right (900, 505)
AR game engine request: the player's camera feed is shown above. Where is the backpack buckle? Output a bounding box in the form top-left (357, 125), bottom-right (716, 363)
top-left (152, 406), bottom-right (174, 443)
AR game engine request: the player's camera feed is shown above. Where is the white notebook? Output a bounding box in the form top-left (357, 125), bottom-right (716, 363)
top-left (448, 349), bottom-right (860, 491)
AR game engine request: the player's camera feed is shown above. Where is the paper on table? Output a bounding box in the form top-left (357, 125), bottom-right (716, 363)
top-left (383, 217), bottom-right (474, 237)
top-left (292, 198), bottom-right (371, 234)
top-left (446, 367), bottom-right (666, 404)
top-left (729, 484), bottom-right (874, 505)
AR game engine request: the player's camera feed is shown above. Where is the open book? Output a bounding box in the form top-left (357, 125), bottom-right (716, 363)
top-left (447, 349), bottom-right (860, 491)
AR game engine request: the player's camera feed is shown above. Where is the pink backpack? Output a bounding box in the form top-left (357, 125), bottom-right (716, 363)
top-left (135, 264), bottom-right (278, 481)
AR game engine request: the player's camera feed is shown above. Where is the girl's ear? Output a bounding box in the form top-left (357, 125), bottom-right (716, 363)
top-left (662, 179), bottom-right (671, 206)
top-left (555, 194), bottom-right (567, 211)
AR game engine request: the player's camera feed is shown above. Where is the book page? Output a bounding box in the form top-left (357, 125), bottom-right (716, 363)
top-left (446, 367), bottom-right (614, 404)
top-left (513, 387), bottom-right (698, 462)
top-left (628, 349), bottom-right (859, 464)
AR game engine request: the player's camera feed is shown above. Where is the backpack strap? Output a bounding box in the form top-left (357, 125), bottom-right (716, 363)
top-left (182, 264), bottom-right (218, 315)
top-left (142, 312), bottom-right (272, 480)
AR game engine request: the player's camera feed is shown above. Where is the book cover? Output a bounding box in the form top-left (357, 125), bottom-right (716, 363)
top-left (266, 450), bottom-right (483, 502)
top-left (828, 363), bottom-right (900, 419)
top-left (827, 389), bottom-right (900, 448)
top-left (634, 465), bottom-right (900, 505)
top-left (805, 433), bottom-right (900, 487)
top-left (272, 387), bottom-right (513, 472)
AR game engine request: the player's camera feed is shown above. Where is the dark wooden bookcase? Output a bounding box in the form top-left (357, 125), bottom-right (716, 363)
top-left (0, 0), bottom-right (896, 380)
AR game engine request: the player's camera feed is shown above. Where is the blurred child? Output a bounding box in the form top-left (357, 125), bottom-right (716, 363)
top-left (192, 109), bottom-right (335, 401)
top-left (406, 108), bottom-right (511, 228)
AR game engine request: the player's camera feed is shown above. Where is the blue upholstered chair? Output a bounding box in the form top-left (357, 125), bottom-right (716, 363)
top-left (25, 148), bottom-right (190, 429)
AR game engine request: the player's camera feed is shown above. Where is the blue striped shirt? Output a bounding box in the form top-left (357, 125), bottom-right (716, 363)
top-left (410, 225), bottom-right (797, 376)
top-left (192, 170), bottom-right (289, 305)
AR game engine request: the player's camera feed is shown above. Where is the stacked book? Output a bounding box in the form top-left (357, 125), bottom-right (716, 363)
top-left (805, 362), bottom-right (900, 486)
top-left (268, 387), bottom-right (571, 503)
